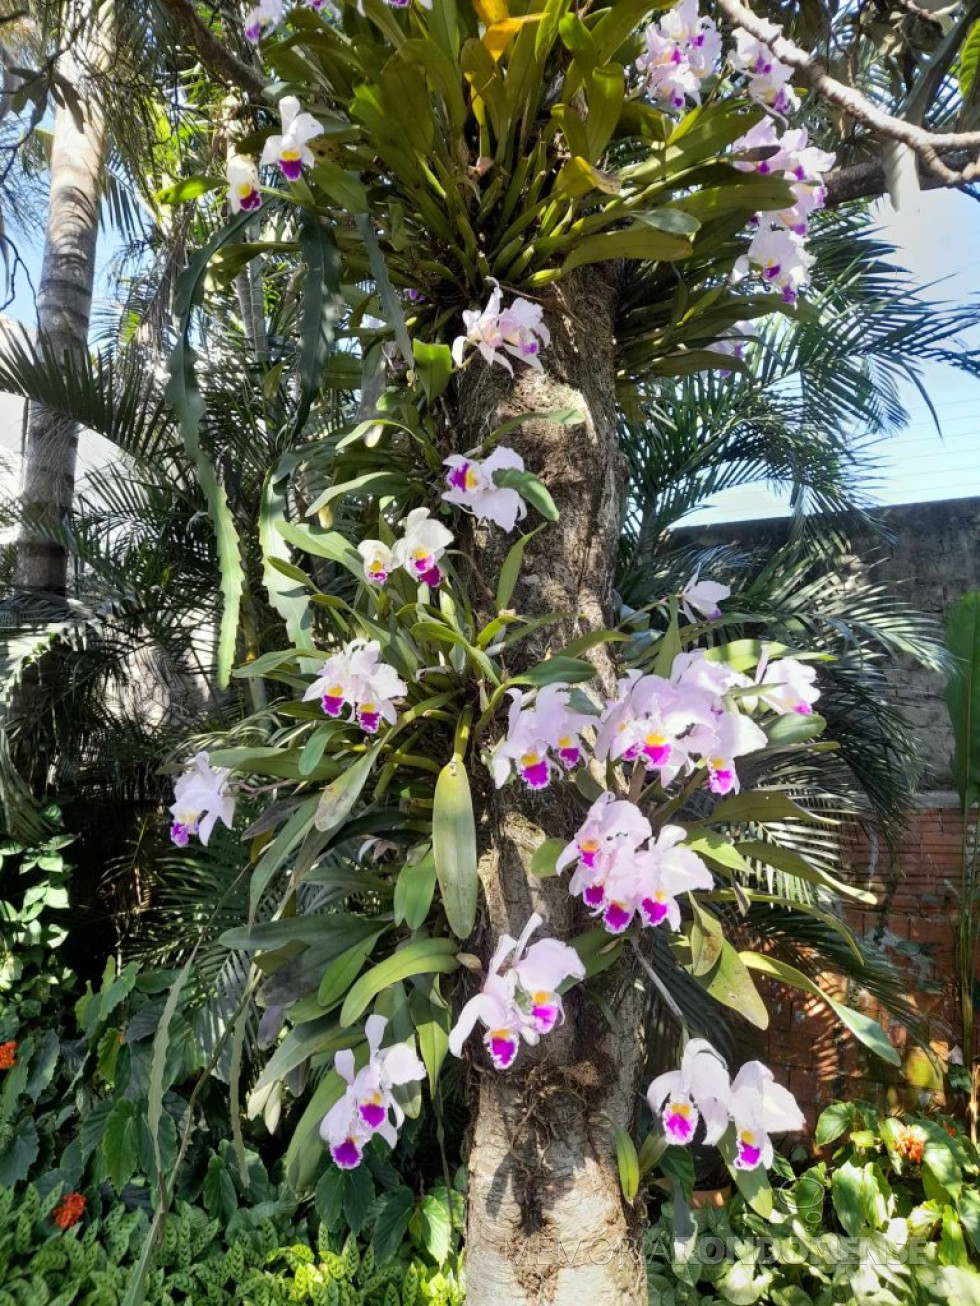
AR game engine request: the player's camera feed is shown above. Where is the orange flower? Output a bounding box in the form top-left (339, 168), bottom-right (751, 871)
top-left (896, 1124), bottom-right (925, 1165)
top-left (0, 1041), bottom-right (16, 1070)
top-left (52, 1193), bottom-right (86, 1230)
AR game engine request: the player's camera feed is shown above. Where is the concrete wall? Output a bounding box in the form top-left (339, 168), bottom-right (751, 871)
top-left (675, 498), bottom-right (980, 1119)
top-left (673, 497), bottom-right (980, 789)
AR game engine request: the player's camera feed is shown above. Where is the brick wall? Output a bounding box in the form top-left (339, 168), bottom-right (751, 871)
top-left (760, 802), bottom-right (974, 1126)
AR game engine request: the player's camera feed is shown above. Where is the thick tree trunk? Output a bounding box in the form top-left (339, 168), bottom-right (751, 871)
top-left (13, 1), bottom-right (113, 596)
top-left (454, 266), bottom-right (648, 1305)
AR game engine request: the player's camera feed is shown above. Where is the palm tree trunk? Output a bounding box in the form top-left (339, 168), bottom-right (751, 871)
top-left (13, 0), bottom-right (114, 596)
top-left (455, 266), bottom-right (648, 1306)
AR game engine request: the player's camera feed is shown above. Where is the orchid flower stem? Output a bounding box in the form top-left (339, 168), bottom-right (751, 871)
top-left (631, 940), bottom-right (689, 1037)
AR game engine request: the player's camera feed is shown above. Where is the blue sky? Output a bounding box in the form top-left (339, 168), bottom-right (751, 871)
top-left (6, 183), bottom-right (978, 526)
top-left (686, 188), bottom-right (980, 524)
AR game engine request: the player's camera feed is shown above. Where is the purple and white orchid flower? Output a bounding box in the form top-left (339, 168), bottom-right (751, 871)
top-left (319, 1015), bottom-right (425, 1169)
top-left (390, 507), bottom-right (454, 588)
top-left (687, 709), bottom-right (768, 795)
top-left (357, 539), bottom-right (394, 587)
top-left (647, 1039), bottom-right (733, 1147)
top-left (448, 913), bottom-right (585, 1070)
top-left (442, 446), bottom-right (527, 533)
top-left (730, 26), bottom-right (800, 115)
top-left (244, 0), bottom-right (283, 43)
top-left (729, 1060), bottom-right (806, 1169)
top-left (259, 96), bottom-right (322, 182)
top-left (226, 157), bottom-right (261, 214)
top-left (490, 684), bottom-right (595, 791)
top-left (637, 0), bottom-right (722, 110)
top-left (681, 570), bottom-right (731, 622)
top-left (169, 751), bottom-right (236, 847)
top-left (302, 638), bottom-right (407, 733)
top-left (755, 655), bottom-right (820, 716)
top-left (451, 283), bottom-right (550, 375)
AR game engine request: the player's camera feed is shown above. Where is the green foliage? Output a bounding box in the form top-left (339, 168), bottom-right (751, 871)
top-left (0, 1179), bottom-right (463, 1306)
top-left (645, 1104), bottom-right (980, 1305)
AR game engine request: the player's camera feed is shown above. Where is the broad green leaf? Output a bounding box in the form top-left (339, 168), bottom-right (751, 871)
top-left (254, 1019), bottom-right (355, 1093)
top-left (155, 175), bottom-right (222, 205)
top-left (530, 836), bottom-right (564, 878)
top-left (286, 1068), bottom-right (347, 1191)
top-left (276, 519), bottom-right (363, 578)
top-left (815, 1101), bottom-right (857, 1147)
top-left (419, 1191), bottom-right (454, 1262)
top-left (743, 953), bottom-right (900, 1065)
top-left (317, 930), bottom-right (387, 1009)
top-left (960, 20), bottom-right (980, 96)
top-left (496, 523), bottom-right (547, 610)
top-left (684, 830), bottom-right (752, 874)
top-left (492, 467), bottom-right (559, 521)
top-left (394, 849), bottom-right (437, 930)
top-left (314, 745), bottom-right (379, 833)
top-left (433, 758), bottom-right (479, 939)
top-left (516, 655), bottom-right (595, 687)
top-left (697, 940), bottom-right (768, 1029)
top-left (310, 162), bottom-right (369, 213)
top-left (765, 712), bottom-right (826, 747)
top-left (260, 475), bottom-right (315, 654)
top-left (946, 591), bottom-right (980, 811)
top-left (372, 1187), bottom-right (415, 1264)
top-left (103, 1099), bottom-right (141, 1192)
top-left (412, 339), bottom-right (453, 403)
top-left (147, 954), bottom-right (195, 1196)
top-left (614, 1125), bottom-right (639, 1202)
top-left (585, 63), bottom-right (625, 161)
top-left (410, 981), bottom-right (451, 1094)
top-left (831, 1159), bottom-right (889, 1235)
top-left (709, 789), bottom-right (828, 826)
top-left (340, 938), bottom-right (461, 1026)
top-left (688, 899), bottom-right (724, 976)
top-left (294, 211), bottom-right (343, 435)
top-left (562, 221), bottom-right (694, 271)
top-left (166, 209), bottom-right (256, 687)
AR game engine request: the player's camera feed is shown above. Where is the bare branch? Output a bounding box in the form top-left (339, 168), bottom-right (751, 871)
top-left (715, 0), bottom-right (980, 187)
top-left (154, 0), bottom-right (267, 101)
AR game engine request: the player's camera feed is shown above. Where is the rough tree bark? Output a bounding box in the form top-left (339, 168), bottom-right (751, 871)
top-left (13, 0), bottom-right (114, 596)
top-left (453, 266), bottom-right (648, 1306)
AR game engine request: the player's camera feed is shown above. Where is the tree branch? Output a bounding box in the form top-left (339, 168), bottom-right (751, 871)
top-left (715, 0), bottom-right (980, 188)
top-left (155, 0), bottom-right (267, 101)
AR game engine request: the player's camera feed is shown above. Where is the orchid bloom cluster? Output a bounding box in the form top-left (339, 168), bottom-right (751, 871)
top-left (358, 507), bottom-right (453, 589)
top-left (636, 0), bottom-right (723, 110)
top-left (647, 1039), bottom-right (806, 1171)
top-left (490, 684), bottom-right (595, 791)
top-left (448, 913), bottom-right (585, 1070)
top-left (637, 4), bottom-right (835, 306)
top-left (732, 119), bottom-right (836, 303)
top-left (226, 95), bottom-right (324, 214)
top-left (303, 637), bottom-right (408, 733)
top-left (596, 648), bottom-right (819, 795)
top-left (319, 1015), bottom-right (426, 1169)
top-left (451, 283), bottom-right (550, 375)
top-left (558, 794), bottom-right (713, 935)
top-left (169, 751), bottom-right (236, 847)
top-left (442, 446), bottom-right (527, 533)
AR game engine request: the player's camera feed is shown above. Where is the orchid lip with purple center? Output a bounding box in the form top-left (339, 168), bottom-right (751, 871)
top-left (641, 897), bottom-right (669, 928)
top-left (558, 745), bottom-right (582, 769)
top-left (358, 709), bottom-right (381, 734)
top-left (642, 739), bottom-right (672, 768)
top-left (240, 189), bottom-right (261, 212)
top-left (580, 844), bottom-right (599, 869)
top-left (794, 702), bottom-right (813, 715)
top-left (603, 902), bottom-right (632, 934)
top-left (488, 1034), bottom-right (518, 1069)
top-left (322, 693), bottom-right (345, 718)
top-left (331, 1139), bottom-right (362, 1169)
top-left (520, 759), bottom-right (550, 790)
top-left (447, 464), bottom-right (470, 491)
top-left (531, 1002), bottom-right (560, 1033)
top-left (665, 1109), bottom-right (695, 1143)
top-left (245, 22), bottom-right (262, 42)
top-left (420, 564), bottom-right (441, 587)
top-left (708, 766), bottom-right (736, 795)
top-left (170, 822), bottom-right (191, 847)
top-left (737, 1139), bottom-right (763, 1168)
top-left (358, 1101), bottom-right (386, 1129)
top-left (583, 883), bottom-right (606, 908)
top-left (279, 156), bottom-right (303, 181)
